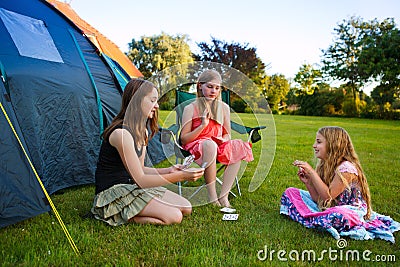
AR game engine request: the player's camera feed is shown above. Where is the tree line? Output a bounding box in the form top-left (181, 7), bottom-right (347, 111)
top-left (127, 16), bottom-right (399, 119)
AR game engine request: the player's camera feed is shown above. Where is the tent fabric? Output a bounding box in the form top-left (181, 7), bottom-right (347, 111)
top-left (0, 82), bottom-right (50, 228)
top-left (46, 0), bottom-right (143, 78)
top-left (1, 0), bottom-right (104, 197)
top-left (0, 0), bottom-right (170, 228)
top-left (103, 54), bottom-right (130, 91)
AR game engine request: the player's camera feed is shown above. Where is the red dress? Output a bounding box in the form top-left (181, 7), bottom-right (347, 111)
top-left (182, 104), bottom-right (253, 165)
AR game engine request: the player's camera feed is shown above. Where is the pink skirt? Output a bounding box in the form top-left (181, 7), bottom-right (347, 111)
top-left (184, 138), bottom-right (253, 165)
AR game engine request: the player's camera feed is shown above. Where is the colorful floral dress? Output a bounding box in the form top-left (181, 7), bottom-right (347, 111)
top-left (280, 161), bottom-right (400, 242)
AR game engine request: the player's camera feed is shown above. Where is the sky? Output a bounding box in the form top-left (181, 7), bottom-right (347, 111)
top-left (69, 0), bottom-right (400, 89)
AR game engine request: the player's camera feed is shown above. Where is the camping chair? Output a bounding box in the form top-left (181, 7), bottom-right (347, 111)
top-left (160, 87), bottom-right (265, 200)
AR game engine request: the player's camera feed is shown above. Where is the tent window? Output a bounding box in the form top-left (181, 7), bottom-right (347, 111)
top-left (0, 8), bottom-right (63, 63)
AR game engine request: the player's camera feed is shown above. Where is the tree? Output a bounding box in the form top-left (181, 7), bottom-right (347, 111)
top-left (294, 63), bottom-right (322, 95)
top-left (322, 17), bottom-right (400, 117)
top-left (371, 84), bottom-right (396, 113)
top-left (287, 83), bottom-right (343, 116)
top-left (127, 33), bottom-right (194, 105)
top-left (358, 18), bottom-right (400, 89)
top-left (195, 37), bottom-right (267, 86)
top-left (263, 74), bottom-right (290, 112)
top-left (127, 32), bottom-right (194, 78)
top-left (321, 16), bottom-right (365, 102)
top-left (195, 37), bottom-right (269, 112)
top-left (357, 18), bottom-right (400, 108)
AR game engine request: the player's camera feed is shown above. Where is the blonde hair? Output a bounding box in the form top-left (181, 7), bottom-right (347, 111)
top-left (315, 126), bottom-right (372, 219)
top-left (196, 69), bottom-right (224, 124)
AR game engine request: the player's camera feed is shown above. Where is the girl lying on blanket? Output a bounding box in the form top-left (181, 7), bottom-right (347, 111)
top-left (280, 126), bottom-right (400, 242)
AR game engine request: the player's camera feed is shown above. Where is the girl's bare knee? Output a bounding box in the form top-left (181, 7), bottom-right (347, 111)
top-left (202, 140), bottom-right (217, 152)
top-left (202, 140), bottom-right (218, 164)
top-left (164, 209), bottom-right (183, 225)
top-left (181, 206), bottom-right (192, 216)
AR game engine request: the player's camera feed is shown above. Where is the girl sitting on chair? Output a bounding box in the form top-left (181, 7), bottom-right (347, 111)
top-left (180, 69), bottom-right (253, 208)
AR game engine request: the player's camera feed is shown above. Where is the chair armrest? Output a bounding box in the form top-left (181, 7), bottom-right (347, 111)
top-left (248, 126), bottom-right (266, 143)
top-left (231, 121), bottom-right (266, 143)
top-left (167, 124), bottom-right (180, 134)
top-left (159, 124), bottom-right (180, 142)
top-left (252, 126), bottom-right (266, 131)
top-left (159, 126), bottom-right (191, 159)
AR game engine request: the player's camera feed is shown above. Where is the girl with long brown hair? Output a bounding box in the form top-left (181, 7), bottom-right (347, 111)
top-left (91, 79), bottom-right (204, 226)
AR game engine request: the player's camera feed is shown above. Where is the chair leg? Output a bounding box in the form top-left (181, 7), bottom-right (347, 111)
top-left (184, 165), bottom-right (242, 200)
top-left (188, 183), bottom-right (207, 200)
top-left (235, 176), bottom-right (241, 196)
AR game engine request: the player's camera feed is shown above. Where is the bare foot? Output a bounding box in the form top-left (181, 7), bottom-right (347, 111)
top-left (211, 201), bottom-right (221, 207)
top-left (218, 197), bottom-right (231, 208)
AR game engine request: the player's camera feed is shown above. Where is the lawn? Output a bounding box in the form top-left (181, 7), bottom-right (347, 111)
top-left (1, 114), bottom-right (399, 266)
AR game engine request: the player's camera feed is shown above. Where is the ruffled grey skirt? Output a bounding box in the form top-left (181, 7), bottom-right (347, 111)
top-left (91, 184), bottom-right (167, 226)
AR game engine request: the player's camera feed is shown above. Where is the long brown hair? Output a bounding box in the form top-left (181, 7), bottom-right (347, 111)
top-left (196, 69), bottom-right (224, 124)
top-left (102, 79), bottom-right (158, 146)
top-left (315, 126), bottom-right (372, 219)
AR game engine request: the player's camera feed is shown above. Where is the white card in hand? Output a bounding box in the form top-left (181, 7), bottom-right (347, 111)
top-left (182, 155), bottom-right (194, 169)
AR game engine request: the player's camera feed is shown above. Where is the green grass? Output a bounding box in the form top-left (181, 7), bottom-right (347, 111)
top-left (1, 114), bottom-right (399, 266)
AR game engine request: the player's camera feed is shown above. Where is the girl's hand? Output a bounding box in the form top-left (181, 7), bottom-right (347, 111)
top-left (293, 160), bottom-right (314, 174)
top-left (170, 165), bottom-right (184, 172)
top-left (201, 109), bottom-right (210, 127)
top-left (297, 167), bottom-right (310, 184)
top-left (182, 167), bottom-right (204, 182)
top-left (293, 160), bottom-right (314, 184)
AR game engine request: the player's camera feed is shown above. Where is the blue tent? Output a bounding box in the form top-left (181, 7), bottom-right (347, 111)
top-left (0, 0), bottom-right (169, 228)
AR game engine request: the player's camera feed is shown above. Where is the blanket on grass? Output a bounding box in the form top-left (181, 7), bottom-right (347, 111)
top-left (280, 187), bottom-right (400, 243)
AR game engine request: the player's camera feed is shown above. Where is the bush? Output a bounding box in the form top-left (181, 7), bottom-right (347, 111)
top-left (231, 99), bottom-right (247, 113)
top-left (159, 101), bottom-right (174, 111)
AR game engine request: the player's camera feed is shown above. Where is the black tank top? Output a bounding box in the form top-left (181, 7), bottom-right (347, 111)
top-left (94, 125), bottom-right (143, 194)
